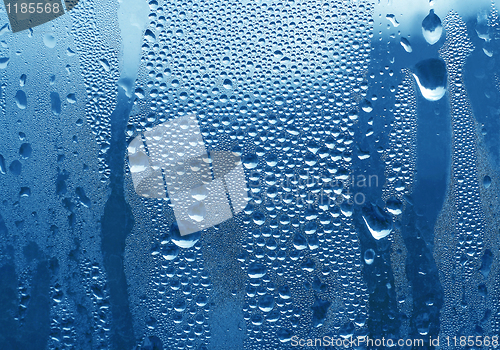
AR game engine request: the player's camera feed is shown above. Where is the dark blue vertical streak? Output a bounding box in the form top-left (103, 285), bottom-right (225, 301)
top-left (100, 89), bottom-right (136, 349)
top-left (403, 65), bottom-right (449, 350)
top-left (0, 244), bottom-right (19, 349)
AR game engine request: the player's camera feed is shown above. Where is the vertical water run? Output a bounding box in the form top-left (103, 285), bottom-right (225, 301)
top-left (99, 0), bottom-right (149, 347)
top-left (100, 90), bottom-right (136, 349)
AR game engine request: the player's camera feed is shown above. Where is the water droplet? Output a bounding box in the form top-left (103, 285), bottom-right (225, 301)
top-left (274, 50), bottom-right (283, 60)
top-left (277, 328), bottom-right (293, 343)
top-left (311, 297), bottom-right (331, 327)
top-left (170, 222), bottom-right (200, 249)
top-left (14, 90), bottom-right (27, 109)
top-left (422, 9), bottom-right (442, 45)
top-left (135, 87), bottom-right (145, 99)
top-left (0, 57), bottom-right (9, 69)
top-left (364, 249), bottom-right (375, 265)
top-left (483, 175), bottom-right (491, 188)
top-left (385, 197), bottom-right (403, 215)
top-left (278, 285), bottom-right (291, 299)
top-left (258, 294), bottom-right (275, 312)
top-left (9, 160), bottom-right (22, 176)
top-left (173, 298), bottom-right (186, 312)
top-left (0, 24), bottom-right (9, 36)
top-left (386, 14), bottom-right (400, 27)
top-left (400, 37), bottom-right (412, 53)
top-left (67, 93), bottom-right (77, 104)
top-left (128, 151), bottom-right (150, 173)
top-left (43, 33), bottom-right (56, 48)
top-left (162, 243), bottom-right (179, 260)
top-left (50, 92), bottom-right (61, 115)
top-left (19, 143), bottom-right (32, 158)
top-left (293, 232), bottom-right (307, 250)
top-left (99, 58), bottom-right (110, 72)
top-left (242, 154), bottom-right (259, 169)
top-left (19, 187), bottom-right (31, 197)
top-left (360, 99), bottom-right (373, 113)
top-left (222, 78), bottom-right (232, 90)
top-left (195, 294), bottom-right (208, 307)
top-left (187, 202), bottom-right (206, 222)
top-left (75, 187), bottom-right (91, 208)
top-left (362, 204), bottom-right (392, 240)
top-left (413, 58), bottom-right (447, 101)
top-left (190, 184), bottom-right (208, 201)
top-left (301, 258), bottom-right (315, 272)
top-left (248, 262), bottom-right (267, 278)
top-left (144, 29), bottom-right (156, 42)
top-left (0, 155), bottom-right (6, 174)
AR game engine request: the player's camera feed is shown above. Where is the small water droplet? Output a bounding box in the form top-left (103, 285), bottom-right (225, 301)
top-left (14, 90), bottom-right (27, 109)
top-left (43, 33), bottom-right (56, 48)
top-left (187, 202), bottom-right (206, 222)
top-left (364, 249), bottom-right (375, 265)
top-left (400, 37), bottom-right (412, 53)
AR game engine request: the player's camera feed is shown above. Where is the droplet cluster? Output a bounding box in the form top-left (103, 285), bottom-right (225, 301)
top-left (434, 10), bottom-right (497, 342)
top-left (126, 0), bottom-right (375, 348)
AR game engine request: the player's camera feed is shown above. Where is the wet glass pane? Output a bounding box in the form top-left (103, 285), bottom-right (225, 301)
top-left (0, 0), bottom-right (499, 349)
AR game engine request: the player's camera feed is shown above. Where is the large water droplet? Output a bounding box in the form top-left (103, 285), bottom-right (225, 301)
top-left (15, 90), bottom-right (27, 109)
top-left (364, 249), bottom-right (375, 265)
top-left (248, 262), bottom-right (267, 278)
top-left (277, 328), bottom-right (293, 343)
top-left (9, 160), bottom-right (22, 176)
top-left (19, 143), bottom-right (32, 158)
top-left (400, 37), bottom-right (412, 53)
top-left (385, 197), bottom-right (403, 215)
top-left (292, 232), bottom-right (307, 250)
top-left (128, 151), bottom-right (150, 173)
top-left (50, 92), bottom-right (61, 115)
top-left (170, 222), bottom-right (200, 248)
top-left (362, 204), bottom-right (393, 240)
top-left (173, 298), bottom-right (186, 312)
top-left (190, 184), bottom-right (208, 201)
top-left (422, 10), bottom-right (443, 45)
top-left (162, 243), bottom-right (179, 260)
top-left (67, 93), bottom-right (77, 104)
top-left (99, 58), bottom-right (110, 72)
top-left (0, 57), bottom-right (9, 69)
top-left (142, 336), bottom-right (163, 350)
top-left (483, 175), bottom-right (491, 188)
top-left (479, 249), bottom-right (493, 278)
top-left (360, 99), bottom-right (373, 113)
top-left (0, 24), bottom-right (9, 36)
top-left (0, 154), bottom-right (6, 174)
top-left (278, 285), bottom-right (291, 299)
top-left (187, 202), bottom-right (206, 222)
top-left (144, 29), bottom-right (156, 42)
top-left (311, 297), bottom-right (331, 327)
top-left (222, 78), bottom-right (232, 89)
top-left (386, 14), bottom-right (399, 27)
top-left (242, 154), bottom-right (259, 169)
top-left (43, 33), bottom-right (56, 48)
top-left (413, 58), bottom-right (447, 101)
top-left (258, 294), bottom-right (275, 312)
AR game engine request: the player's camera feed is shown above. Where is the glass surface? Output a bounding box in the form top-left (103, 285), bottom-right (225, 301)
top-left (0, 0), bottom-right (499, 349)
